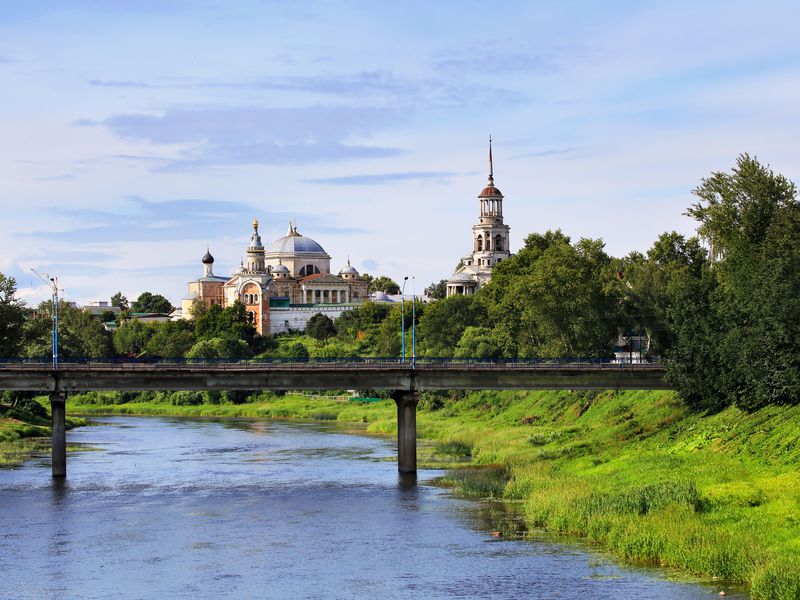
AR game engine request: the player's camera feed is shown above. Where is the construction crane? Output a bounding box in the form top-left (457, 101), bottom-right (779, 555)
top-left (30, 268), bottom-right (60, 369)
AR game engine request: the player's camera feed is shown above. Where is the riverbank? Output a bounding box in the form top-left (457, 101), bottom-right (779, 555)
top-left (66, 389), bottom-right (799, 598)
top-left (0, 406), bottom-right (87, 467)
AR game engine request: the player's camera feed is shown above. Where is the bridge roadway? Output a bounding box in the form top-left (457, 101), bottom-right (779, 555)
top-left (0, 359), bottom-right (668, 478)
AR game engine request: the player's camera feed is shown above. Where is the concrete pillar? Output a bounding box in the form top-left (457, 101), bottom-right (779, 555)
top-left (50, 393), bottom-right (67, 478)
top-left (392, 391), bottom-right (419, 474)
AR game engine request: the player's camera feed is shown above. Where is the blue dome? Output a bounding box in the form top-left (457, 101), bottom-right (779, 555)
top-left (269, 234), bottom-right (327, 255)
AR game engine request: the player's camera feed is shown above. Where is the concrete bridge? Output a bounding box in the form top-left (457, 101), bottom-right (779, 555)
top-left (0, 359), bottom-right (668, 478)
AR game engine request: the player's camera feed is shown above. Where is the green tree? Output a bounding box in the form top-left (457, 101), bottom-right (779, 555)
top-left (424, 280), bottom-right (447, 300)
top-left (306, 313), bottom-right (336, 342)
top-left (668, 155), bottom-right (800, 410)
top-left (110, 292), bottom-right (129, 310)
top-left (131, 292), bottom-right (173, 314)
top-left (368, 275), bottom-right (401, 294)
top-left (143, 320), bottom-right (196, 358)
top-left (453, 326), bottom-right (509, 359)
top-left (0, 273), bottom-right (26, 357)
top-left (113, 319), bottom-right (152, 356)
top-left (418, 295), bottom-right (484, 356)
top-left (480, 231), bottom-right (619, 358)
top-left (281, 341), bottom-right (310, 360)
top-left (25, 301), bottom-right (113, 359)
top-left (194, 301), bottom-right (256, 345)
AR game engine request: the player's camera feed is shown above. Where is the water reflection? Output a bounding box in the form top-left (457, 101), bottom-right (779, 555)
top-left (0, 416), bottom-right (748, 600)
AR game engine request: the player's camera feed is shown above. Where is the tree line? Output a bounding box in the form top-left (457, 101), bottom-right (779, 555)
top-left (0, 156), bottom-right (797, 411)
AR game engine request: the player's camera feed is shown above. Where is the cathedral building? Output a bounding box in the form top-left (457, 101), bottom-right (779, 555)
top-left (446, 139), bottom-right (511, 296)
top-left (183, 218), bottom-right (368, 335)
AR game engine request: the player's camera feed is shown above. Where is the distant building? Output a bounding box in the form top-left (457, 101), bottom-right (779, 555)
top-left (80, 301), bottom-right (121, 318)
top-left (182, 218), bottom-right (369, 335)
top-left (447, 138), bottom-right (511, 297)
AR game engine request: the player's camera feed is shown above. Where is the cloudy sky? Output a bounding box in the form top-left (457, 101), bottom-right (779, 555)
top-left (1, 0), bottom-right (799, 305)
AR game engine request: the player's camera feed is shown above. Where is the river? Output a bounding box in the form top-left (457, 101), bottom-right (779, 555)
top-left (0, 416), bottom-right (747, 599)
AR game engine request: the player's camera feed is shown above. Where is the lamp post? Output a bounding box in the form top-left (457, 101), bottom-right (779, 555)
top-left (401, 276), bottom-right (409, 362)
top-left (31, 269), bottom-right (59, 369)
top-left (411, 276), bottom-right (417, 368)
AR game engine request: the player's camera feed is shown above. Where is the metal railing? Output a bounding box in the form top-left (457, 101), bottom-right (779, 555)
top-left (0, 357), bottom-right (664, 370)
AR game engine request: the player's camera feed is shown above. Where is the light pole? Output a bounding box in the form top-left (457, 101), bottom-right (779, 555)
top-left (401, 276), bottom-right (409, 362)
top-left (31, 269), bottom-right (59, 369)
top-left (411, 276), bottom-right (417, 367)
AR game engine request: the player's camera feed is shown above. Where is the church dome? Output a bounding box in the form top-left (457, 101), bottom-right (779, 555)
top-left (272, 263), bottom-right (290, 274)
top-left (201, 250), bottom-right (214, 264)
top-left (340, 265), bottom-right (359, 275)
top-left (269, 233), bottom-right (327, 255)
top-left (479, 184), bottom-right (503, 198)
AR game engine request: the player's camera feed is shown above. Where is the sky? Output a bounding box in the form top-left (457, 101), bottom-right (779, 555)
top-left (1, 0), bottom-right (799, 306)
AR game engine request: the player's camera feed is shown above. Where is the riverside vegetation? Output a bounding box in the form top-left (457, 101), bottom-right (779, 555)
top-left (1, 156), bottom-right (799, 596)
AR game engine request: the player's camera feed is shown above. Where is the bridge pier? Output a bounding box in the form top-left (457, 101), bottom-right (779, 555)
top-left (392, 391), bottom-right (419, 474)
top-left (50, 393), bottom-right (67, 478)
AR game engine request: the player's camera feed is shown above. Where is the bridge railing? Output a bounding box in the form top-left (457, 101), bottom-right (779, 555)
top-left (0, 357), bottom-right (664, 369)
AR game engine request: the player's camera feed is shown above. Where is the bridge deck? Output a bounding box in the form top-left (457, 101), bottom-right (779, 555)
top-left (0, 361), bottom-right (669, 392)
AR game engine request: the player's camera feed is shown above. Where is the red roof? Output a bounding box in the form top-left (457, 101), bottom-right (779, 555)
top-left (480, 185), bottom-right (503, 197)
top-left (298, 273), bottom-right (326, 283)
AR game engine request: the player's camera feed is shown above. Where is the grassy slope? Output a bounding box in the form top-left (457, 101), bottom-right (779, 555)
top-left (67, 390), bottom-right (800, 598)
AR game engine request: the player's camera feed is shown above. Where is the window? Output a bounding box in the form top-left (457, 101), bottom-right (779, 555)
top-left (495, 234), bottom-right (503, 251)
top-left (299, 264), bottom-right (321, 277)
top-left (476, 235), bottom-right (483, 251)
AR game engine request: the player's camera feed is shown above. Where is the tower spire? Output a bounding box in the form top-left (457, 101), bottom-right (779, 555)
top-left (488, 135), bottom-right (494, 185)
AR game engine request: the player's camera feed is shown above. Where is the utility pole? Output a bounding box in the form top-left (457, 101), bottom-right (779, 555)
top-left (31, 269), bottom-right (60, 369)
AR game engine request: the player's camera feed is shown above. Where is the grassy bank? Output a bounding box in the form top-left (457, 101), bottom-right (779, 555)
top-left (0, 400), bottom-right (88, 467)
top-left (67, 389), bottom-right (800, 598)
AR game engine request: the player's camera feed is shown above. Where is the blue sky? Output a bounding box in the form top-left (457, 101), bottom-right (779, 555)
top-left (1, 0), bottom-right (799, 305)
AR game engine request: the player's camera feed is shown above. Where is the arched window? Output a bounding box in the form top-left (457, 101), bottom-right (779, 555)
top-left (299, 264), bottom-right (321, 277)
top-left (476, 235), bottom-right (483, 251)
top-left (495, 234), bottom-right (503, 251)
top-left (485, 237), bottom-right (491, 250)
top-left (247, 310), bottom-right (255, 323)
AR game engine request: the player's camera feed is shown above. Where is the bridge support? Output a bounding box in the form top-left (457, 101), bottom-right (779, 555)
top-left (392, 391), bottom-right (419, 474)
top-left (50, 393), bottom-right (67, 478)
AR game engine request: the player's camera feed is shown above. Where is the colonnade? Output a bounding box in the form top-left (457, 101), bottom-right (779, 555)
top-left (301, 288), bottom-right (351, 304)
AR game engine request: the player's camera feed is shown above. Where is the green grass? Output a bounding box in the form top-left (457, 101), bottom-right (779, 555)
top-left (65, 388), bottom-right (800, 598)
top-left (0, 399), bottom-right (88, 467)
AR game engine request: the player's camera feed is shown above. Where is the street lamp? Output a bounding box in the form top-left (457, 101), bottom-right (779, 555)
top-left (411, 276), bottom-right (417, 367)
top-left (401, 276), bottom-right (409, 362)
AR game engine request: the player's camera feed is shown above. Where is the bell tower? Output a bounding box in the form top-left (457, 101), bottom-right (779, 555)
top-left (471, 136), bottom-right (510, 271)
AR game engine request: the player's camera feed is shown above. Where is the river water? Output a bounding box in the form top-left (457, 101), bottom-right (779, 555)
top-left (0, 417), bottom-right (747, 599)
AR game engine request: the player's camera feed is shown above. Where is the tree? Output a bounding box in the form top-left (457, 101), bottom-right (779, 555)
top-left (479, 231), bottom-right (619, 358)
top-left (368, 275), bottom-right (401, 295)
top-left (25, 301), bottom-right (113, 359)
top-left (194, 301), bottom-right (256, 346)
top-left (454, 326), bottom-right (509, 358)
top-left (0, 273), bottom-right (26, 357)
top-left (281, 341), bottom-right (309, 360)
top-left (667, 155), bottom-right (800, 410)
top-left (418, 295), bottom-right (484, 356)
top-left (142, 320), bottom-right (196, 358)
top-left (306, 313), bottom-right (336, 342)
top-left (110, 292), bottom-right (129, 310)
top-left (131, 292), bottom-right (173, 314)
top-left (424, 280), bottom-right (447, 300)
